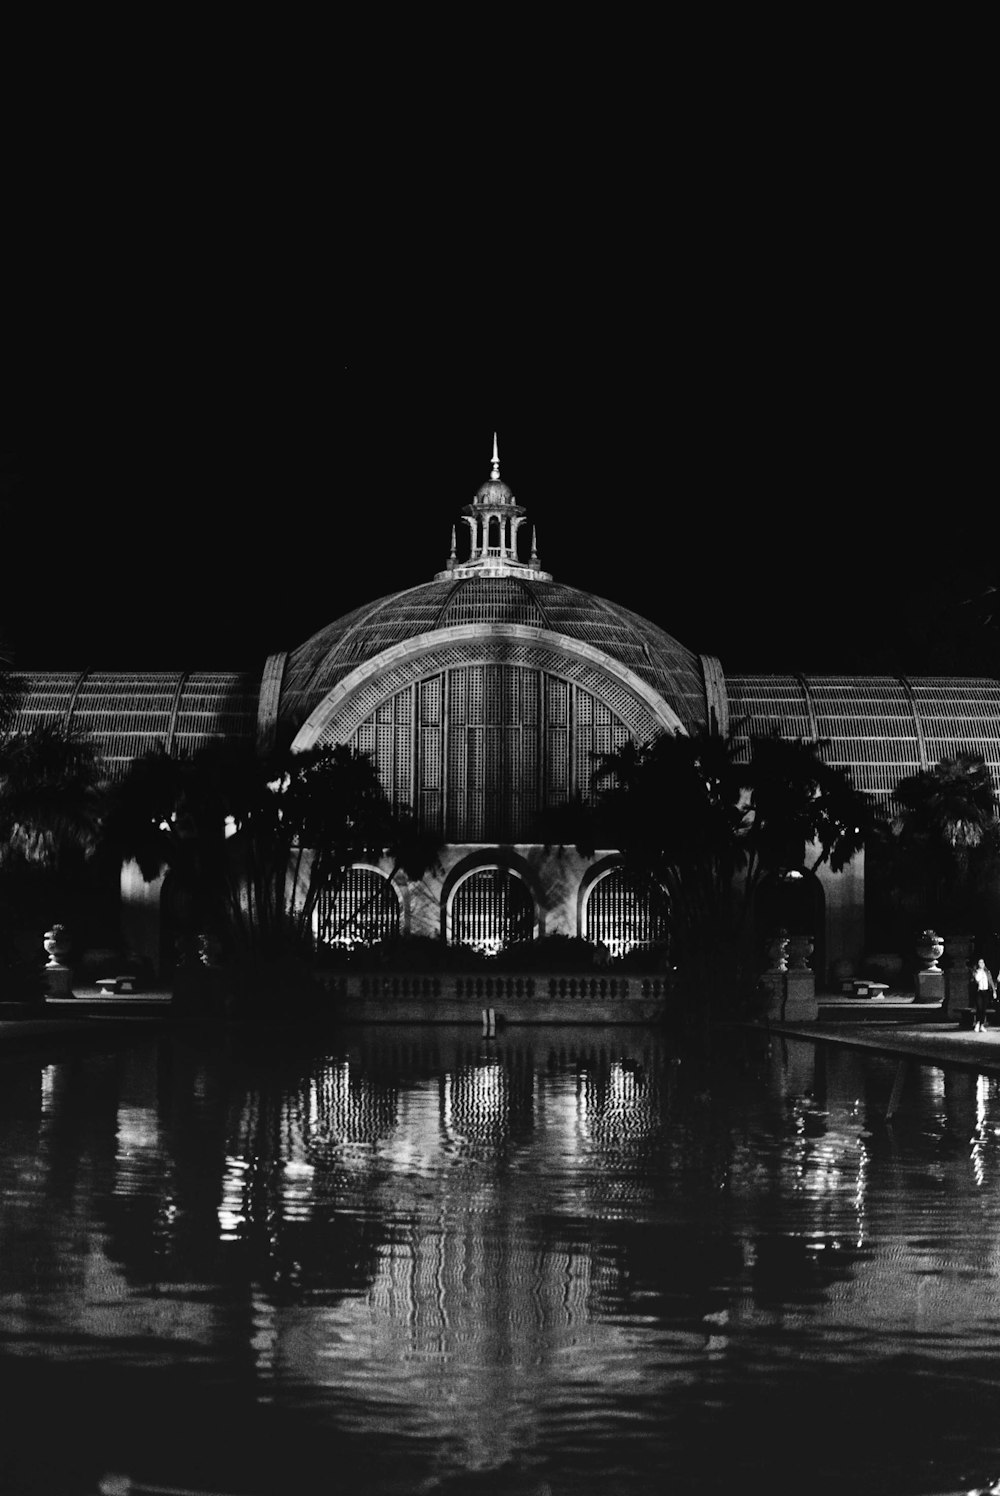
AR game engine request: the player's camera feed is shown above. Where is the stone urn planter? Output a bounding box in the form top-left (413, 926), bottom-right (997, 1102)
top-left (914, 929), bottom-right (946, 1003)
top-left (767, 929), bottom-right (790, 972)
top-left (916, 930), bottom-right (944, 973)
top-left (43, 924), bottom-right (74, 997)
top-left (787, 934), bottom-right (814, 971)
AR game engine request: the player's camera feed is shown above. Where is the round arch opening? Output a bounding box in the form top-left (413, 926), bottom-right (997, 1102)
top-left (449, 867), bottom-right (535, 955)
top-left (582, 865), bottom-right (670, 960)
top-left (314, 865), bottom-right (400, 949)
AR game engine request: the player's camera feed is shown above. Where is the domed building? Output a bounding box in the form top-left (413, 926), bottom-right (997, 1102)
top-left (9, 437), bottom-right (1000, 983)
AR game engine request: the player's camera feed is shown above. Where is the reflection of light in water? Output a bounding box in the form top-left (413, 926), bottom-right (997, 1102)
top-left (116, 1106), bottom-right (159, 1153)
top-left (854, 1139), bottom-right (869, 1246)
top-left (218, 1154), bottom-right (249, 1239)
top-left (972, 1073), bottom-right (991, 1188)
top-left (40, 1064), bottom-right (56, 1115)
top-left (114, 1106), bottom-right (162, 1197)
top-left (305, 1059), bottom-right (399, 1152)
top-left (282, 1158), bottom-right (315, 1219)
top-left (578, 1060), bottom-right (658, 1148)
top-left (442, 1060), bottom-right (508, 1145)
top-left (923, 1065), bottom-right (947, 1136)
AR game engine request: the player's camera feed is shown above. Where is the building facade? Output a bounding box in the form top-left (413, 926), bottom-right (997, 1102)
top-left (9, 440), bottom-right (1000, 981)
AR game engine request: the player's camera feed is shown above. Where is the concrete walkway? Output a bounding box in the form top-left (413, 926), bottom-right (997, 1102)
top-left (0, 987), bottom-right (173, 1045)
top-left (767, 1017), bottom-right (1000, 1075)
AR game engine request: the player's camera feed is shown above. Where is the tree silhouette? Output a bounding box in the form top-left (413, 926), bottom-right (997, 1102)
top-left (546, 726), bottom-right (880, 1011)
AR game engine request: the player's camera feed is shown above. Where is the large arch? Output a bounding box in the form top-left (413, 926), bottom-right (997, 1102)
top-left (290, 625), bottom-right (687, 751)
top-left (288, 627), bottom-right (686, 844)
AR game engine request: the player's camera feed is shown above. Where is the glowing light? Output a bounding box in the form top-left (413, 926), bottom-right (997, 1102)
top-left (218, 1154), bottom-right (249, 1239)
top-left (40, 1064), bottom-right (56, 1114)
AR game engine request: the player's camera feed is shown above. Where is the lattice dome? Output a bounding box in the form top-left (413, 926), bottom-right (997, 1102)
top-left (278, 576), bottom-right (710, 737)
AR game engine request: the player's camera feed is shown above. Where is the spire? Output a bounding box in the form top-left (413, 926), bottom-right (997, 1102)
top-left (490, 432), bottom-right (501, 481)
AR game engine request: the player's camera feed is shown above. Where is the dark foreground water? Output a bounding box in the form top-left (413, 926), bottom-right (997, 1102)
top-left (2, 1025), bottom-right (1000, 1496)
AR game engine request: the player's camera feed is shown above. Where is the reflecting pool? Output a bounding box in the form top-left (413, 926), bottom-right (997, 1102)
top-left (2, 1025), bottom-right (1000, 1495)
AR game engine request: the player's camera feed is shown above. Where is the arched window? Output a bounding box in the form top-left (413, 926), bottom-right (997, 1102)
top-left (451, 867), bottom-right (534, 955)
top-left (584, 867), bottom-right (670, 959)
top-left (314, 866), bottom-right (399, 948)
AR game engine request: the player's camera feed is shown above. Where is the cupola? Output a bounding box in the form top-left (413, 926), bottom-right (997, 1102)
top-left (435, 434), bottom-right (552, 582)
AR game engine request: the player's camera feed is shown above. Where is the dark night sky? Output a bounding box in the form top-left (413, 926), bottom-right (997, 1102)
top-left (2, 50), bottom-right (990, 684)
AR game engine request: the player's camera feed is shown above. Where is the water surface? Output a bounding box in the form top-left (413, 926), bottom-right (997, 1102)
top-left (1, 1024), bottom-right (1000, 1495)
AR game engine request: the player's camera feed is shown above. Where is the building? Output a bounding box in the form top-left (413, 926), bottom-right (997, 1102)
top-left (9, 439), bottom-right (1000, 981)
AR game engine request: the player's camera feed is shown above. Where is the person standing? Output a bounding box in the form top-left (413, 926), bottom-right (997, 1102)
top-left (971, 958), bottom-right (997, 1032)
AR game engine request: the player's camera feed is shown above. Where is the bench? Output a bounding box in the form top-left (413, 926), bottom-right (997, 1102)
top-left (840, 979), bottom-right (889, 999)
top-left (96, 975), bottom-right (141, 995)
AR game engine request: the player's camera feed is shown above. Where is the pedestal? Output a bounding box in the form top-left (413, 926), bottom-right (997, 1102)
top-left (944, 933), bottom-right (974, 1016)
top-left (915, 969), bottom-right (945, 1004)
top-left (762, 970), bottom-right (817, 1023)
top-left (44, 962), bottom-right (74, 997)
top-left (761, 970), bottom-right (785, 1021)
top-left (784, 970), bottom-right (818, 1022)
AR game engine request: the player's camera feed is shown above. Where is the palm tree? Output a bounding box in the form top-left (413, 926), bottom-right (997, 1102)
top-left (105, 740), bottom-right (442, 1000)
top-left (880, 751), bottom-right (1000, 937)
top-left (0, 720), bottom-right (106, 996)
top-left (0, 723), bottom-right (105, 872)
top-left (547, 726), bottom-right (880, 1011)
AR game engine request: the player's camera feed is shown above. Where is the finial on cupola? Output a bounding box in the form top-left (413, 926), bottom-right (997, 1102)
top-left (490, 431), bottom-right (501, 481)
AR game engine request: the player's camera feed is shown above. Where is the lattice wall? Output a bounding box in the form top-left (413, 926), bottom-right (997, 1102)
top-left (336, 661), bottom-right (635, 842)
top-left (315, 641), bottom-right (662, 749)
top-left (8, 672), bottom-right (259, 780)
top-left (727, 676), bottom-right (1000, 805)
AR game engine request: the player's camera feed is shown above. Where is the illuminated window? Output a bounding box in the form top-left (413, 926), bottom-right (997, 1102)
top-left (451, 868), bottom-right (534, 955)
top-left (585, 867), bottom-right (670, 959)
top-left (314, 866), bottom-right (399, 948)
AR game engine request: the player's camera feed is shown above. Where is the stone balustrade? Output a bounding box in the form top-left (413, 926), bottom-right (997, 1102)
top-left (313, 970), bottom-right (672, 1023)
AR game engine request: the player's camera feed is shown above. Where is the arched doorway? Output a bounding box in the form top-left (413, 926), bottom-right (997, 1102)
top-left (584, 866), bottom-right (670, 959)
top-left (450, 868), bottom-right (534, 955)
top-left (314, 866), bottom-right (400, 949)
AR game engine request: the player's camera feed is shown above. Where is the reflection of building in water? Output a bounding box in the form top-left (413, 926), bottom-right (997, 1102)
top-left (442, 1053), bottom-right (536, 1150)
top-left (16, 1034), bottom-right (1000, 1490)
top-left (577, 1058), bottom-right (663, 1148)
top-left (727, 1045), bottom-right (1000, 1341)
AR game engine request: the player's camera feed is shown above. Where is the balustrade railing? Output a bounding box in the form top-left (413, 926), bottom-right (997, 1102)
top-left (316, 970), bottom-right (671, 1003)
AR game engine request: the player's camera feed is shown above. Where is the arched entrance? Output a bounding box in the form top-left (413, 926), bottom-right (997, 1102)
top-left (314, 866), bottom-right (400, 948)
top-left (450, 868), bottom-right (534, 955)
top-left (584, 866), bottom-right (670, 959)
